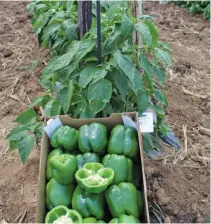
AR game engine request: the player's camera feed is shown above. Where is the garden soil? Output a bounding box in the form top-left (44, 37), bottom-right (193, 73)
top-left (0, 1), bottom-right (210, 223)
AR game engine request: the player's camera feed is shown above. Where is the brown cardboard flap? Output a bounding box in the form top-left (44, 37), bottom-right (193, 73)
top-left (36, 113), bottom-right (149, 223)
top-left (58, 113), bottom-right (123, 130)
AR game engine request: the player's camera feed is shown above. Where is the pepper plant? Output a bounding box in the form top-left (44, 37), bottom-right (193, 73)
top-left (171, 0), bottom-right (210, 20)
top-left (6, 0), bottom-right (172, 163)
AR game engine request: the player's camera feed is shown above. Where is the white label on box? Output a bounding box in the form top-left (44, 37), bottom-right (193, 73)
top-left (44, 116), bottom-right (63, 138)
top-left (139, 111), bottom-right (154, 133)
top-left (121, 114), bottom-right (137, 131)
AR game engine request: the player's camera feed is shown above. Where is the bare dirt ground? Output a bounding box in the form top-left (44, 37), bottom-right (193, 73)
top-left (144, 2), bottom-right (210, 223)
top-left (0, 1), bottom-right (210, 223)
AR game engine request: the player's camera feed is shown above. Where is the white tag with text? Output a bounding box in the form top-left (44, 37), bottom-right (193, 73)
top-left (139, 112), bottom-right (154, 133)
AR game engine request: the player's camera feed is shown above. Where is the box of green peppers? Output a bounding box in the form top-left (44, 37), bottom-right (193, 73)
top-left (36, 113), bottom-right (150, 223)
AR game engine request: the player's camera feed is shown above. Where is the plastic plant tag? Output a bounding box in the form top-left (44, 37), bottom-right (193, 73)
top-left (121, 114), bottom-right (137, 131)
top-left (44, 116), bottom-right (63, 138)
top-left (139, 111), bottom-right (154, 133)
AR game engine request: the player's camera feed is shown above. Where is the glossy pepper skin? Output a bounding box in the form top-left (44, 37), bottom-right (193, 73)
top-left (105, 182), bottom-right (141, 218)
top-left (76, 152), bottom-right (100, 169)
top-left (109, 214), bottom-right (140, 223)
top-left (50, 154), bottom-right (77, 184)
top-left (75, 163), bottom-right (114, 193)
top-left (102, 154), bottom-right (133, 184)
top-left (50, 126), bottom-right (78, 151)
top-left (108, 125), bottom-right (138, 158)
top-left (46, 148), bottom-right (63, 180)
top-left (72, 185), bottom-right (105, 219)
top-left (45, 205), bottom-right (82, 224)
top-left (78, 123), bottom-right (107, 153)
top-left (83, 217), bottom-right (106, 223)
top-left (46, 178), bottom-right (74, 210)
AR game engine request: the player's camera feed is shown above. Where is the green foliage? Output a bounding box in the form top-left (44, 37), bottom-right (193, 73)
top-left (27, 0), bottom-right (78, 52)
top-left (6, 110), bottom-right (43, 163)
top-left (7, 0), bottom-right (172, 163)
top-left (172, 0), bottom-right (210, 20)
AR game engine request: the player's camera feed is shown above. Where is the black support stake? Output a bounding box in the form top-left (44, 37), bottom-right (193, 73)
top-left (96, 0), bottom-right (102, 64)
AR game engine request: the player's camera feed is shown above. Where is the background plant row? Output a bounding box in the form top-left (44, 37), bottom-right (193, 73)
top-left (171, 0), bottom-right (210, 20)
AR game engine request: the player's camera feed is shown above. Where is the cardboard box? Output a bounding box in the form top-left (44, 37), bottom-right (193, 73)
top-left (36, 113), bottom-right (150, 223)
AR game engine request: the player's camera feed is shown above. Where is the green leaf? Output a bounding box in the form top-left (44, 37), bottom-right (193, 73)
top-left (57, 80), bottom-right (73, 114)
top-left (29, 96), bottom-right (44, 108)
top-left (153, 66), bottom-right (165, 85)
top-left (35, 4), bottom-right (49, 13)
top-left (75, 39), bottom-right (96, 61)
top-left (89, 101), bottom-right (106, 114)
top-left (40, 78), bottom-right (53, 90)
top-left (52, 38), bottom-right (64, 50)
top-left (143, 73), bottom-right (154, 95)
top-left (66, 1), bottom-right (74, 11)
top-left (79, 66), bottom-right (96, 88)
top-left (139, 15), bottom-right (154, 21)
top-left (137, 90), bottom-right (150, 114)
top-left (13, 110), bottom-right (37, 125)
top-left (154, 89), bottom-right (167, 105)
top-left (5, 126), bottom-right (27, 140)
top-left (40, 95), bottom-right (52, 108)
top-left (133, 71), bottom-right (144, 94)
top-left (18, 135), bottom-right (34, 164)
top-left (42, 41), bottom-right (80, 77)
top-left (139, 54), bottom-right (153, 77)
top-left (143, 20), bottom-right (158, 47)
top-left (103, 103), bottom-right (114, 115)
top-left (113, 50), bottom-right (142, 93)
top-left (64, 62), bottom-right (79, 81)
top-left (42, 52), bottom-right (76, 77)
top-left (102, 26), bottom-right (124, 56)
top-left (135, 22), bottom-right (151, 46)
top-left (142, 133), bottom-right (154, 155)
top-left (154, 48), bottom-right (171, 68)
top-left (29, 95), bottom-right (51, 109)
top-left (9, 140), bottom-right (19, 151)
top-left (150, 104), bottom-right (165, 118)
top-left (35, 124), bottom-right (44, 144)
top-left (26, 2), bottom-right (36, 13)
top-left (92, 69), bottom-right (108, 83)
top-left (65, 40), bottom-right (80, 54)
top-left (45, 100), bottom-right (61, 116)
top-left (43, 24), bottom-right (61, 43)
top-left (159, 41), bottom-right (173, 52)
top-left (73, 101), bottom-right (86, 118)
top-left (63, 19), bottom-right (77, 41)
top-left (114, 69), bottom-right (129, 103)
top-left (121, 13), bottom-right (133, 37)
top-left (87, 79), bottom-right (112, 113)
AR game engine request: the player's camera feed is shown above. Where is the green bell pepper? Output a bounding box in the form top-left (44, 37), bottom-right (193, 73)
top-left (72, 185), bottom-right (105, 219)
top-left (76, 153), bottom-right (100, 169)
top-left (109, 214), bottom-right (140, 223)
top-left (83, 217), bottom-right (106, 223)
top-left (50, 154), bottom-right (77, 184)
top-left (105, 182), bottom-right (142, 218)
top-left (50, 126), bottom-right (78, 151)
top-left (102, 154), bottom-right (133, 184)
top-left (78, 123), bottom-right (107, 153)
top-left (75, 163), bottom-right (114, 193)
top-left (45, 205), bottom-right (82, 224)
top-left (46, 178), bottom-right (74, 210)
top-left (108, 125), bottom-right (138, 158)
top-left (46, 148), bottom-right (63, 180)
